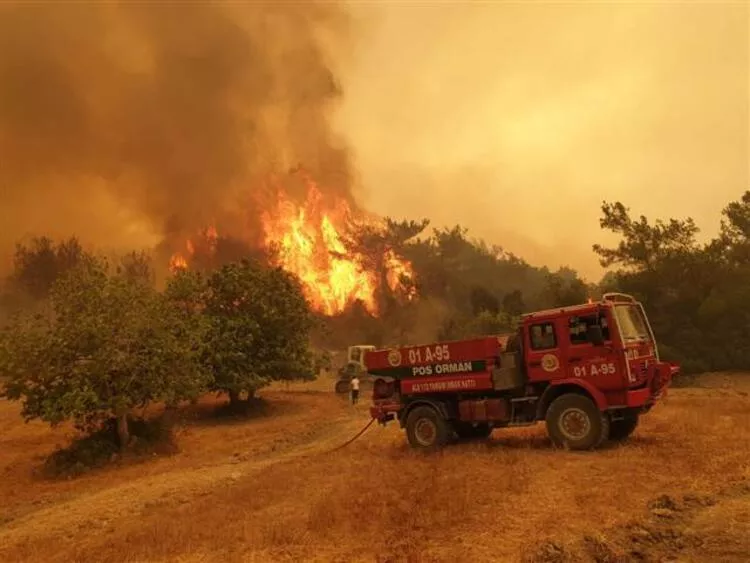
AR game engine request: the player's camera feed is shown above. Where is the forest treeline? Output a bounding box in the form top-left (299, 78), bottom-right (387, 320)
top-left (332, 189), bottom-right (750, 376)
top-left (0, 190), bottom-right (747, 459)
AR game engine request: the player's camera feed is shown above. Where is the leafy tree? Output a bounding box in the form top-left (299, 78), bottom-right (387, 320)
top-left (117, 250), bottom-right (155, 286)
top-left (470, 285), bottom-right (500, 315)
top-left (203, 259), bottom-right (316, 406)
top-left (592, 201), bottom-right (699, 271)
top-left (164, 269), bottom-right (207, 315)
top-left (11, 236), bottom-right (94, 300)
top-left (720, 190), bottom-right (750, 243)
top-left (0, 259), bottom-right (210, 448)
top-left (597, 271), bottom-right (620, 295)
top-left (463, 310), bottom-right (515, 338)
top-left (502, 289), bottom-right (525, 316)
top-left (593, 191), bottom-right (750, 374)
top-left (714, 190), bottom-right (750, 266)
top-left (540, 270), bottom-right (589, 308)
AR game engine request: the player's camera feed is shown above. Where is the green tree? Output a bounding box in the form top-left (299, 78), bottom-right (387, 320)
top-left (501, 289), bottom-right (525, 316)
top-left (592, 192), bottom-right (750, 374)
top-left (117, 250), bottom-right (155, 286)
top-left (470, 285), bottom-right (500, 315)
top-left (719, 190), bottom-right (750, 243)
top-left (540, 270), bottom-right (589, 308)
top-left (714, 190), bottom-right (750, 266)
top-left (464, 310), bottom-right (515, 337)
top-left (0, 259), bottom-right (210, 448)
top-left (11, 236), bottom-right (94, 300)
top-left (203, 259), bottom-right (316, 406)
top-left (164, 269), bottom-right (207, 315)
top-left (592, 201), bottom-right (699, 271)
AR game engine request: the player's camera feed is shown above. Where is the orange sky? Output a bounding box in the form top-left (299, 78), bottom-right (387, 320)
top-left (336, 2), bottom-right (749, 280)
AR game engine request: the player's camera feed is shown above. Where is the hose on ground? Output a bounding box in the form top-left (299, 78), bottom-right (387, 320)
top-left (324, 417), bottom-right (376, 455)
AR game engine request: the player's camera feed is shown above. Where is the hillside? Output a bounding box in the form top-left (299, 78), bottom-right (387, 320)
top-left (0, 373), bottom-right (747, 563)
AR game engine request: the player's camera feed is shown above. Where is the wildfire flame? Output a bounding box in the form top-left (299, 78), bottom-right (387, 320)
top-left (169, 225), bottom-right (218, 274)
top-left (168, 253), bottom-right (188, 272)
top-left (168, 174), bottom-right (415, 316)
top-left (261, 176), bottom-right (414, 315)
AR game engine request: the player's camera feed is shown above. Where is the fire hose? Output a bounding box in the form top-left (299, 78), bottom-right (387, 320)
top-left (323, 416), bottom-right (376, 455)
top-left (238, 417), bottom-right (377, 465)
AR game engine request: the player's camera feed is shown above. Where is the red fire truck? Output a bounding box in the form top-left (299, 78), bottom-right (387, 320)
top-left (365, 293), bottom-right (678, 450)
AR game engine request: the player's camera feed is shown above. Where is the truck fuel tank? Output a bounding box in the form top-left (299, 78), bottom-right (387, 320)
top-left (458, 398), bottom-right (511, 423)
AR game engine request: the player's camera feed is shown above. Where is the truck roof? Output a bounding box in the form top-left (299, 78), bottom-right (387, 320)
top-left (522, 294), bottom-right (640, 321)
top-left (522, 302), bottom-right (598, 320)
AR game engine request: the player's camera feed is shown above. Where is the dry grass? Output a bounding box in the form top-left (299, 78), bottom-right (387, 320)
top-left (0, 372), bottom-right (748, 562)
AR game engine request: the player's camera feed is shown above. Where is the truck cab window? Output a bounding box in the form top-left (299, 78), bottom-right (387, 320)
top-left (530, 322), bottom-right (557, 350)
top-left (568, 314), bottom-right (610, 345)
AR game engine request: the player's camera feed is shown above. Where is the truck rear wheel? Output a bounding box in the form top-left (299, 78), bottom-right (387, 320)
top-left (405, 406), bottom-right (450, 450)
top-left (453, 422), bottom-right (493, 441)
top-left (609, 414), bottom-right (639, 442)
top-left (545, 393), bottom-right (609, 450)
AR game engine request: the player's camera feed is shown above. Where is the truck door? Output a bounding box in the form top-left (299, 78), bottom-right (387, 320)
top-left (564, 311), bottom-right (623, 391)
top-left (524, 319), bottom-right (564, 381)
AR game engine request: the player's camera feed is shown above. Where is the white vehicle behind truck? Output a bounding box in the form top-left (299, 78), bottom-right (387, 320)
top-left (334, 345), bottom-right (376, 394)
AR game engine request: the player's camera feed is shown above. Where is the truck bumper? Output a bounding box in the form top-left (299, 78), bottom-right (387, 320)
top-left (625, 361), bottom-right (678, 410)
top-left (625, 387), bottom-right (654, 408)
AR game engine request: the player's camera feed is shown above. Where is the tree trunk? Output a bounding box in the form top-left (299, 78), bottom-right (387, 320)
top-left (116, 413), bottom-right (130, 449)
top-left (228, 389), bottom-right (241, 406)
top-left (247, 389), bottom-right (256, 400)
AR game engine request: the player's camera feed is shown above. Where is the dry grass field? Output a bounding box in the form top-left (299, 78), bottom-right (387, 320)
top-left (0, 373), bottom-right (748, 563)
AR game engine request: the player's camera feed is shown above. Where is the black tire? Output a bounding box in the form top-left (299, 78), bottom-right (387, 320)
top-left (405, 406), bottom-right (451, 450)
top-left (334, 380), bottom-right (350, 394)
top-left (609, 415), bottom-right (639, 442)
top-left (453, 421), bottom-right (493, 440)
top-left (545, 393), bottom-right (610, 450)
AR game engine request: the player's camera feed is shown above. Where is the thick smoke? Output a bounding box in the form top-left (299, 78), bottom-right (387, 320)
top-left (0, 2), bottom-right (352, 270)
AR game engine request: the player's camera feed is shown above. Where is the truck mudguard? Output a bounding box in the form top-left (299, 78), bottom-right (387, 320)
top-left (537, 378), bottom-right (608, 419)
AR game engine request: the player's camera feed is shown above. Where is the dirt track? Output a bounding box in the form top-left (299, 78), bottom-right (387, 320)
top-left (0, 405), bottom-right (367, 547)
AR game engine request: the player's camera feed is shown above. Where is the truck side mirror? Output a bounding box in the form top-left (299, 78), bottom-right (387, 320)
top-left (587, 325), bottom-right (605, 346)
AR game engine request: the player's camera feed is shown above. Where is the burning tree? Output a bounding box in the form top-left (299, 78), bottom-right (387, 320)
top-left (167, 169), bottom-right (419, 319)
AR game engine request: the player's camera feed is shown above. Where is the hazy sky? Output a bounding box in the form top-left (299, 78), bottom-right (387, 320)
top-left (0, 2), bottom-right (746, 284)
top-left (336, 1), bottom-right (749, 280)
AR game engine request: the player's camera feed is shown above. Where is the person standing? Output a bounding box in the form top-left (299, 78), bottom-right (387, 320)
top-left (350, 375), bottom-right (360, 405)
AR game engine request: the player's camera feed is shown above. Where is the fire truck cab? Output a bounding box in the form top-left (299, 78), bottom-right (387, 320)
top-left (365, 293), bottom-right (678, 451)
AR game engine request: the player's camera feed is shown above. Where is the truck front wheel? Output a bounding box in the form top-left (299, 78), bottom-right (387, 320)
top-left (405, 406), bottom-right (450, 450)
top-left (545, 394), bottom-right (610, 450)
top-left (609, 414), bottom-right (639, 442)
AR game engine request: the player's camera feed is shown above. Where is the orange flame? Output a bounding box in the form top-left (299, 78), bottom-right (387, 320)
top-left (168, 175), bottom-right (415, 316)
top-left (168, 253), bottom-right (188, 272)
top-left (385, 249), bottom-right (416, 298)
top-left (168, 225), bottom-right (218, 275)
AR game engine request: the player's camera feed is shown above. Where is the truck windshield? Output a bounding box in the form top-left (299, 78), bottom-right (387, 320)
top-left (613, 304), bottom-right (651, 342)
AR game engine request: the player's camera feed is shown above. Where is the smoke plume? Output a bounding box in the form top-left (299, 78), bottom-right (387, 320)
top-left (0, 2), bottom-right (352, 271)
